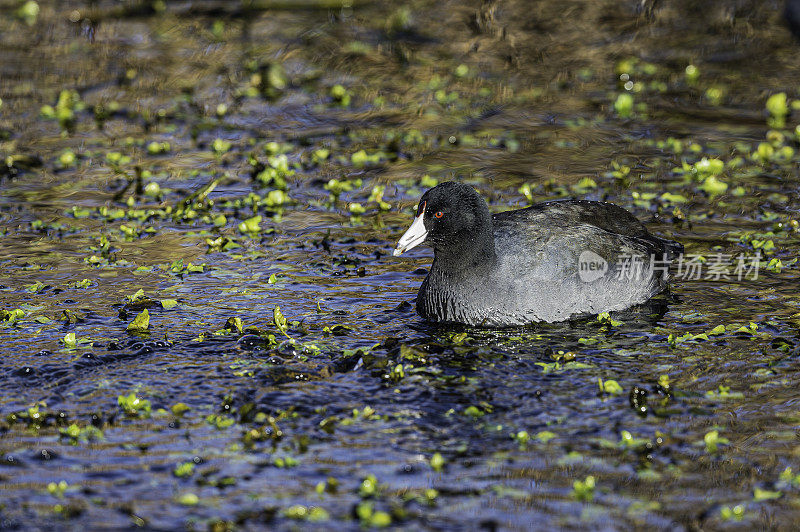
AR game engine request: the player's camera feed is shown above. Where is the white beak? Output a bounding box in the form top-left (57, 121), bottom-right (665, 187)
top-left (393, 211), bottom-right (428, 256)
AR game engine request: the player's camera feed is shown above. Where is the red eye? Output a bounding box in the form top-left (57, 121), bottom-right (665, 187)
top-left (434, 211), bottom-right (444, 219)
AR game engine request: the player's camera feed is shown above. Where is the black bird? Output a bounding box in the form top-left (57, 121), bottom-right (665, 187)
top-left (393, 182), bottom-right (682, 326)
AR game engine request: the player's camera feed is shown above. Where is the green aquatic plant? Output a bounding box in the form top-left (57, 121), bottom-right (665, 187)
top-left (329, 84), bottom-right (351, 107)
top-left (146, 141), bottom-right (170, 155)
top-left (118, 393), bottom-right (151, 418)
top-left (176, 493), bottom-right (199, 506)
top-left (359, 474), bottom-right (380, 497)
top-left (61, 332), bottom-right (77, 348)
top-left (15, 1), bottom-right (39, 25)
top-left (211, 138), bottom-right (231, 156)
top-left (572, 476), bottom-right (596, 502)
top-left (40, 89), bottom-right (83, 134)
top-left (597, 378), bottom-right (623, 395)
top-left (47, 481), bottom-right (68, 498)
top-left (430, 452), bottom-right (445, 472)
top-left (703, 430), bottom-right (729, 453)
top-left (766, 93), bottom-right (789, 128)
top-left (238, 215), bottom-right (262, 236)
top-left (355, 501), bottom-right (392, 527)
top-left (283, 505), bottom-right (329, 522)
top-left (60, 424), bottom-right (103, 444)
top-left (173, 462), bottom-right (195, 478)
top-left (753, 487), bottom-right (782, 502)
top-left (684, 64), bottom-right (699, 85)
top-left (720, 505), bottom-right (745, 521)
top-left (127, 309), bottom-right (150, 333)
top-left (614, 93), bottom-right (634, 118)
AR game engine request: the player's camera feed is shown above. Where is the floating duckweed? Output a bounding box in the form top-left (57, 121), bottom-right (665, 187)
top-left (311, 148), bottom-right (330, 164)
top-left (684, 64), bottom-right (699, 84)
top-left (720, 505), bottom-right (745, 521)
top-left (58, 150), bottom-right (76, 168)
top-left (356, 501), bottom-right (392, 527)
top-left (284, 505), bottom-right (329, 522)
top-left (272, 456), bottom-right (298, 467)
top-left (572, 476), bottom-right (596, 502)
top-left (146, 141), bottom-right (170, 155)
top-left (171, 403), bottom-right (190, 416)
top-left (619, 430), bottom-right (649, 448)
top-left (69, 279), bottom-right (92, 289)
top-left (700, 176), bottom-right (728, 196)
top-left (176, 493), bottom-right (199, 506)
top-left (351, 149), bottom-right (384, 167)
top-left (368, 185), bottom-right (391, 211)
top-left (348, 202), bottom-right (366, 215)
top-left (513, 430), bottom-right (530, 447)
top-left (766, 92), bottom-right (789, 128)
top-left (703, 430), bottom-right (729, 453)
top-left (273, 306), bottom-right (288, 335)
top-left (59, 423), bottom-right (103, 444)
top-left (705, 86), bottom-right (724, 106)
top-left (238, 215), bottom-right (262, 235)
top-left (16, 1), bottom-right (40, 26)
top-left (430, 452), bottom-right (445, 472)
top-left (325, 177), bottom-right (362, 199)
top-left (206, 414), bottom-right (234, 430)
top-left (118, 393), bottom-right (151, 417)
top-left (264, 189), bottom-right (289, 207)
top-left (598, 378), bottom-right (623, 395)
top-left (597, 312), bottom-right (622, 327)
top-left (537, 431), bottom-right (556, 443)
top-left (359, 474), bottom-right (379, 497)
top-left (212, 138), bottom-right (232, 155)
top-left (705, 385), bottom-right (744, 400)
top-left (47, 481), bottom-right (68, 498)
top-left (614, 93), bottom-right (634, 118)
top-left (753, 487), bottom-right (782, 502)
top-left (40, 89), bottom-right (83, 133)
top-left (127, 309), bottom-right (150, 332)
top-left (173, 462), bottom-right (195, 478)
top-left (463, 405), bottom-right (484, 418)
top-left (330, 84), bottom-right (351, 106)
top-left (61, 333), bottom-right (77, 348)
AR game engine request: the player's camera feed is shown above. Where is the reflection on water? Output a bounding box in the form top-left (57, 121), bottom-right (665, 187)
top-left (1, 0), bottom-right (800, 528)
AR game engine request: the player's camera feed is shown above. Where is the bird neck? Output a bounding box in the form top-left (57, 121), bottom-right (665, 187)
top-left (431, 222), bottom-right (497, 277)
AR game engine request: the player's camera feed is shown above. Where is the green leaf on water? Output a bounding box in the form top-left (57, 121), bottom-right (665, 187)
top-left (127, 289), bottom-right (146, 303)
top-left (161, 299), bottom-right (179, 310)
top-left (273, 306), bottom-right (288, 334)
top-left (177, 493), bottom-right (199, 506)
top-left (62, 332), bottom-right (77, 348)
top-left (25, 281), bottom-right (46, 293)
top-left (430, 452), bottom-right (445, 472)
top-left (537, 431), bottom-right (557, 443)
top-left (703, 430), bottom-right (729, 453)
top-left (753, 487), bottom-right (782, 502)
top-left (171, 403), bottom-right (191, 417)
top-left (238, 215), bottom-right (262, 235)
top-left (598, 378), bottom-right (624, 395)
top-left (127, 309), bottom-right (150, 332)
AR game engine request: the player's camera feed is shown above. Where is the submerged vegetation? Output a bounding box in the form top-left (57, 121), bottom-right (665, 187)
top-left (1, 0), bottom-right (800, 529)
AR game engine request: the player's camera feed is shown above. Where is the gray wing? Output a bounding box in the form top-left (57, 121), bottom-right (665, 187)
top-left (490, 216), bottom-right (675, 322)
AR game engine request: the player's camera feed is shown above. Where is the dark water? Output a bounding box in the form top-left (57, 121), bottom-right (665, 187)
top-left (1, 0), bottom-right (800, 529)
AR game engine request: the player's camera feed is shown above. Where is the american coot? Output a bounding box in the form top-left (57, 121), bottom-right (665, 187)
top-left (393, 182), bottom-right (683, 327)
